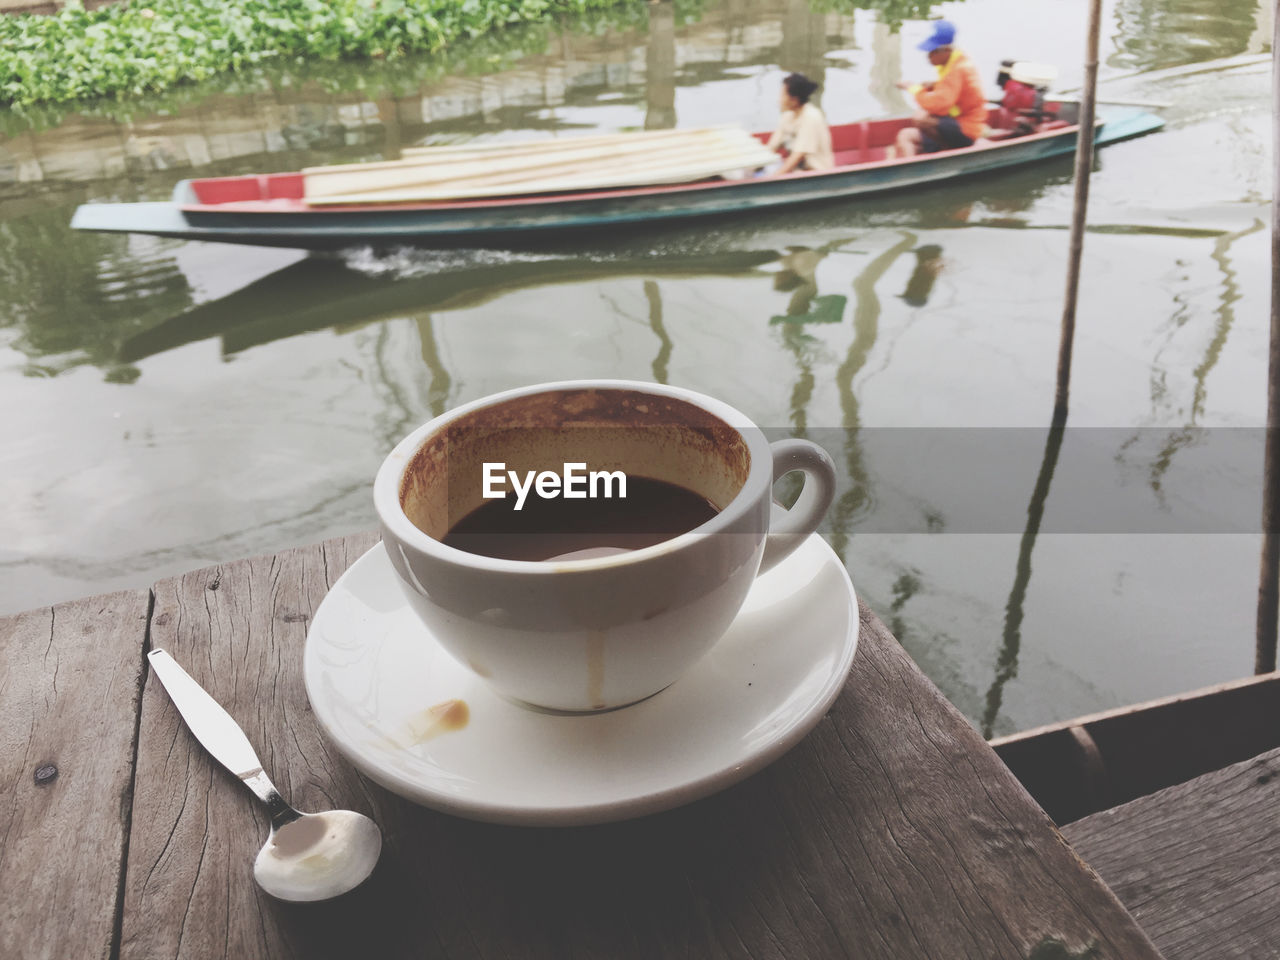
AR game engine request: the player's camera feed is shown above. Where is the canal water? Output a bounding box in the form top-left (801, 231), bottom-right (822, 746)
top-left (0, 0), bottom-right (1271, 735)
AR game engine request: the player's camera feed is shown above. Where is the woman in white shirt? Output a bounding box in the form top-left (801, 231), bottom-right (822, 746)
top-left (766, 73), bottom-right (835, 174)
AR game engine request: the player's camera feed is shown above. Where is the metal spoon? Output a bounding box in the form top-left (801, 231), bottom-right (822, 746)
top-left (147, 648), bottom-right (382, 902)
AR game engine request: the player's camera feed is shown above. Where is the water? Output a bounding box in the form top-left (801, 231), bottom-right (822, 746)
top-left (0, 0), bottom-right (1271, 735)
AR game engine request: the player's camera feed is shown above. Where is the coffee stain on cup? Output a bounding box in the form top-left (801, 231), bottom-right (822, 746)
top-left (406, 699), bottom-right (470, 743)
top-left (587, 631), bottom-right (605, 710)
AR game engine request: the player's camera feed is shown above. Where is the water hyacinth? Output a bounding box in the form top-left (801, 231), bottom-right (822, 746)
top-left (1, 0), bottom-right (940, 108)
top-left (0, 0), bottom-right (641, 106)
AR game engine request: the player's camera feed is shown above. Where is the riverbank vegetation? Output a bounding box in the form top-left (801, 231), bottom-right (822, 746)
top-left (2, 0), bottom-right (940, 110)
top-left (0, 0), bottom-right (671, 107)
top-left (1, 2), bottom-right (680, 132)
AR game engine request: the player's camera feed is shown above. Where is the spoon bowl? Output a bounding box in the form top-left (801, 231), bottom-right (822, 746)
top-left (147, 648), bottom-right (384, 903)
top-left (255, 809), bottom-right (383, 902)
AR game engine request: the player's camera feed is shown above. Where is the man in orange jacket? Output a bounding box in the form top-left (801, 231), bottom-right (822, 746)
top-left (891, 21), bottom-right (987, 158)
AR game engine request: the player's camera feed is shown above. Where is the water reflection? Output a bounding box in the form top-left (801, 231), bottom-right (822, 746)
top-left (371, 321), bottom-right (423, 453)
top-left (643, 280), bottom-right (674, 384)
top-left (868, 17), bottom-right (909, 115)
top-left (1192, 220), bottom-right (1265, 424)
top-left (1118, 217), bottom-right (1265, 503)
top-left (1109, 0), bottom-right (1262, 71)
top-left (0, 0), bottom-right (865, 379)
top-left (898, 244), bottom-right (944, 307)
top-left (646, 1), bottom-right (678, 130)
top-left (770, 247), bottom-right (848, 325)
top-left (0, 0), bottom-right (858, 194)
top-left (3, 162), bottom-right (1060, 380)
top-left (779, 0), bottom-right (832, 96)
top-left (983, 417), bottom-right (1067, 738)
top-left (0, 205), bottom-right (192, 378)
top-left (0, 0), bottom-right (1272, 738)
top-left (117, 249), bottom-right (779, 365)
top-left (0, 0), bottom-right (1086, 385)
top-left (415, 316), bottom-right (454, 418)
top-left (772, 248), bottom-right (822, 438)
top-left (829, 232), bottom-right (917, 562)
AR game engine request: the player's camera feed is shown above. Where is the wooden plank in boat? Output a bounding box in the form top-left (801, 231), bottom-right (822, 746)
top-left (992, 671), bottom-right (1280, 824)
top-left (306, 126), bottom-right (748, 175)
top-left (303, 128), bottom-right (763, 198)
top-left (301, 127), bottom-right (740, 183)
top-left (306, 155), bottom-right (772, 204)
top-left (302, 129), bottom-right (766, 199)
top-left (306, 137), bottom-right (775, 205)
top-left (398, 125), bottom-right (752, 157)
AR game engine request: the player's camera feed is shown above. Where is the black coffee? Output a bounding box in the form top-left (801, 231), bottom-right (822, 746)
top-left (442, 476), bottom-right (718, 562)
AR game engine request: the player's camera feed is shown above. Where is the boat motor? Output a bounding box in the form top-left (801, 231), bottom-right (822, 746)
top-left (995, 60), bottom-right (1059, 133)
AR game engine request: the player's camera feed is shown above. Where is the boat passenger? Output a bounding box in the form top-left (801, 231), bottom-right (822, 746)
top-left (767, 73), bottom-right (835, 174)
top-left (890, 21), bottom-right (987, 159)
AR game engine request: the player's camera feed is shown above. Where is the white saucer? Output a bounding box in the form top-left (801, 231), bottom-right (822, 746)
top-left (303, 535), bottom-right (858, 826)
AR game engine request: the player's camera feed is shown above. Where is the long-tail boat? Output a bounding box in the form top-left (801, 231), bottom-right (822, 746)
top-left (71, 103), bottom-right (1162, 250)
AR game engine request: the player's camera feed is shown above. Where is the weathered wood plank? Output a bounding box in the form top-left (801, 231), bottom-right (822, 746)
top-left (302, 128), bottom-right (770, 203)
top-left (0, 588), bottom-right (151, 960)
top-left (306, 136), bottom-right (773, 204)
top-left (305, 126), bottom-right (752, 178)
top-left (993, 672), bottom-right (1280, 824)
top-left (302, 129), bottom-right (734, 194)
top-left (1063, 747), bottom-right (1280, 960)
top-left (121, 532), bottom-right (1162, 959)
top-left (118, 533), bottom-right (379, 960)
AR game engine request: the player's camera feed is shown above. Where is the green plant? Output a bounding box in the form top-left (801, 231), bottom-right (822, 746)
top-left (0, 0), bottom-right (940, 108)
top-left (0, 0), bottom-right (945, 109)
top-left (0, 0), bottom-right (654, 106)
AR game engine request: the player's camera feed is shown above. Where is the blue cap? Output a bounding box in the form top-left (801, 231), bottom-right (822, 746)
top-left (918, 20), bottom-right (956, 52)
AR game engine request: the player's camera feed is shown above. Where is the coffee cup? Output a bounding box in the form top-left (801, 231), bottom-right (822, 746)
top-left (374, 380), bottom-right (836, 712)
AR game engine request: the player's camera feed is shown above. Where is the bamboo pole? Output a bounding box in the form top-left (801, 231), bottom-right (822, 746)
top-left (1054, 0), bottom-right (1103, 422)
top-left (1255, 0), bottom-right (1280, 675)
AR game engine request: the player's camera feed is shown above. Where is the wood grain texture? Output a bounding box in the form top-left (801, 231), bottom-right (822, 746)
top-left (120, 532), bottom-right (1162, 959)
top-left (306, 139), bottom-right (775, 204)
top-left (0, 588), bottom-right (151, 960)
top-left (302, 128), bottom-right (771, 203)
top-left (1064, 747), bottom-right (1280, 959)
top-left (994, 673), bottom-right (1280, 824)
top-left (118, 533), bottom-right (379, 960)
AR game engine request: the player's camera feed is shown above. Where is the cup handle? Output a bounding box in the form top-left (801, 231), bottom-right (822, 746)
top-left (759, 439), bottom-right (837, 574)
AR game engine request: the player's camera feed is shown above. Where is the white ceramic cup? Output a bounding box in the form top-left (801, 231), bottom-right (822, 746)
top-left (374, 380), bottom-right (836, 712)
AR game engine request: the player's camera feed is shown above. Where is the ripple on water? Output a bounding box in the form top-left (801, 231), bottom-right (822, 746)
top-left (340, 245), bottom-right (559, 279)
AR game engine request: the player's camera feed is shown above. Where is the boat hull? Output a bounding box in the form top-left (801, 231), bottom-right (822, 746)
top-left (70, 109), bottom-right (1163, 250)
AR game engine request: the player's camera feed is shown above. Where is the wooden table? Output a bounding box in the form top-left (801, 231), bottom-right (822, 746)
top-left (1064, 745), bottom-right (1280, 960)
top-left (2, 533), bottom-right (1165, 960)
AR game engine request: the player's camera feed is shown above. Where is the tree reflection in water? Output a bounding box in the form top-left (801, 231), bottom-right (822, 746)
top-left (829, 233), bottom-right (916, 564)
top-left (643, 280), bottom-right (674, 385)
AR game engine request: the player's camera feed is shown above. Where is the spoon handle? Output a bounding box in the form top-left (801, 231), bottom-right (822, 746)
top-left (147, 648), bottom-right (266, 779)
